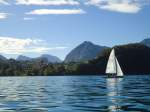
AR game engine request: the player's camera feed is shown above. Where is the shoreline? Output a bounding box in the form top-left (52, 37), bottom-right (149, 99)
top-left (0, 74), bottom-right (150, 77)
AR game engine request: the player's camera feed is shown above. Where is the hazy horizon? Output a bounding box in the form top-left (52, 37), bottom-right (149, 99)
top-left (0, 0), bottom-right (150, 60)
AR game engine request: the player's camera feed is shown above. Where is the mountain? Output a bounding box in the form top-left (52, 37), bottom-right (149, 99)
top-left (38, 54), bottom-right (61, 63)
top-left (17, 54), bottom-right (61, 63)
top-left (64, 41), bottom-right (108, 63)
top-left (1, 43), bottom-right (150, 76)
top-left (16, 55), bottom-right (31, 61)
top-left (140, 38), bottom-right (150, 47)
top-left (76, 43), bottom-right (150, 75)
top-left (0, 55), bottom-right (7, 61)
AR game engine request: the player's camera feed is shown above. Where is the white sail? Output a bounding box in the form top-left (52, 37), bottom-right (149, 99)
top-left (106, 49), bottom-right (124, 77)
top-left (116, 58), bottom-right (124, 76)
top-left (106, 49), bottom-right (116, 74)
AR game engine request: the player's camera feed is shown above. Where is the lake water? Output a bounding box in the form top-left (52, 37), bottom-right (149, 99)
top-left (0, 76), bottom-right (150, 112)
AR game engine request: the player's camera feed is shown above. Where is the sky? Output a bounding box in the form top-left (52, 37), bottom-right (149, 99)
top-left (0, 0), bottom-right (150, 60)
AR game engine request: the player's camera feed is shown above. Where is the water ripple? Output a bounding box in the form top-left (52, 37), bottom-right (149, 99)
top-left (0, 76), bottom-right (150, 112)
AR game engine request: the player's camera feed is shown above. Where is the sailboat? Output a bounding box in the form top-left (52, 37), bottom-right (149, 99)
top-left (106, 49), bottom-right (124, 78)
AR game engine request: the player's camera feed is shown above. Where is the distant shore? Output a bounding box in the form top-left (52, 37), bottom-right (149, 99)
top-left (0, 43), bottom-right (150, 76)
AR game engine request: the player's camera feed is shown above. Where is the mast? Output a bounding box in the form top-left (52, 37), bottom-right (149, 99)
top-left (115, 58), bottom-right (118, 76)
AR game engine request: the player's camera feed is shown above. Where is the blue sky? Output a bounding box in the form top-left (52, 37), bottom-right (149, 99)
top-left (0, 0), bottom-right (150, 60)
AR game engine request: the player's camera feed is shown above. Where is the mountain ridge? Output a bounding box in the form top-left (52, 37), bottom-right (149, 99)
top-left (39, 54), bottom-right (61, 63)
top-left (17, 55), bottom-right (31, 61)
top-left (16, 54), bottom-right (61, 63)
top-left (64, 41), bottom-right (108, 63)
top-left (1, 38), bottom-right (150, 63)
top-left (141, 38), bottom-right (150, 47)
top-left (0, 55), bottom-right (7, 61)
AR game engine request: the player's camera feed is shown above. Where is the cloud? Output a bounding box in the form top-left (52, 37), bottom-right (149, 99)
top-left (0, 13), bottom-right (8, 19)
top-left (0, 37), bottom-right (67, 54)
top-left (26, 9), bottom-right (86, 15)
top-left (85, 0), bottom-right (149, 13)
top-left (16, 0), bottom-right (79, 6)
top-left (100, 2), bottom-right (140, 13)
top-left (0, 0), bottom-right (9, 5)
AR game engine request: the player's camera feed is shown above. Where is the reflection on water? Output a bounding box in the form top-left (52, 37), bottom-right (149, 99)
top-left (0, 76), bottom-right (150, 112)
top-left (107, 78), bottom-right (123, 112)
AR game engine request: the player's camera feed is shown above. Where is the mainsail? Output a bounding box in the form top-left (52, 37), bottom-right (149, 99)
top-left (106, 49), bottom-right (124, 76)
